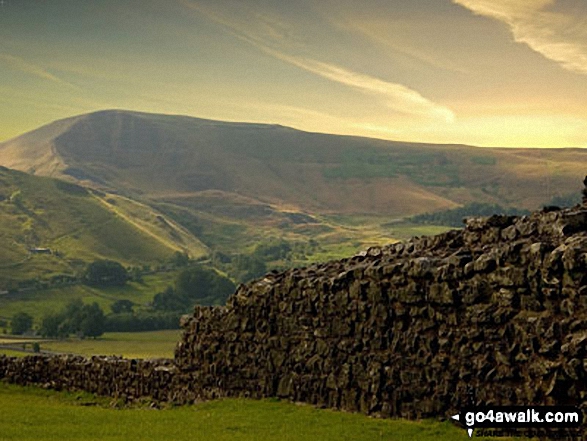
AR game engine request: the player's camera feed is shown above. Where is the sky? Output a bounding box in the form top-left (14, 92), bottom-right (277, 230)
top-left (1, 0), bottom-right (587, 147)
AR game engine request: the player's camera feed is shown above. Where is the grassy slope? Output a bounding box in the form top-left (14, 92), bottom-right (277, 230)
top-left (0, 272), bottom-right (178, 323)
top-left (154, 193), bottom-right (454, 264)
top-left (0, 167), bottom-right (177, 283)
top-left (0, 383), bottom-right (520, 441)
top-left (0, 167), bottom-right (210, 288)
top-left (2, 110), bottom-right (586, 219)
top-left (0, 110), bottom-right (583, 285)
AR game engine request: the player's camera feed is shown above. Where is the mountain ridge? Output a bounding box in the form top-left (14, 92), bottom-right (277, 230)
top-left (2, 109), bottom-right (587, 217)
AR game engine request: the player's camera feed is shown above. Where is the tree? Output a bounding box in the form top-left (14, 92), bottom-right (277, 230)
top-left (111, 299), bottom-right (134, 314)
top-left (39, 301), bottom-right (105, 338)
top-left (176, 266), bottom-right (236, 302)
top-left (153, 266), bottom-right (236, 311)
top-left (79, 302), bottom-right (105, 338)
top-left (170, 251), bottom-right (190, 267)
top-left (232, 255), bottom-right (267, 283)
top-left (153, 287), bottom-right (186, 312)
top-left (61, 299), bottom-right (85, 334)
top-left (40, 313), bottom-right (63, 338)
top-left (83, 260), bottom-right (128, 287)
top-left (11, 312), bottom-right (33, 335)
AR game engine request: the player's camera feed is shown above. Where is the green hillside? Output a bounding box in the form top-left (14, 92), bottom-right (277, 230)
top-left (0, 167), bottom-right (204, 288)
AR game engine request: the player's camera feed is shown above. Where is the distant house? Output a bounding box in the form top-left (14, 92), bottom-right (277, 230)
top-left (29, 247), bottom-right (52, 255)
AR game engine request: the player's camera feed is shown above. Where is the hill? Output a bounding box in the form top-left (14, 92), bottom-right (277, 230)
top-left (2, 110), bottom-right (586, 218)
top-left (0, 167), bottom-right (206, 288)
top-left (1, 110), bottom-right (587, 302)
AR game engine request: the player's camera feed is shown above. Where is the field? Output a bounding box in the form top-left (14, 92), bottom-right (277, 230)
top-left (0, 330), bottom-right (180, 359)
top-left (0, 383), bottom-right (522, 441)
top-left (0, 272), bottom-right (179, 324)
top-left (40, 330), bottom-right (181, 359)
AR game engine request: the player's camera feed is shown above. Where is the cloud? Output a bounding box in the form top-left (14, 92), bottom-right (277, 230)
top-left (181, 0), bottom-right (454, 123)
top-left (453, 0), bottom-right (587, 75)
top-left (263, 49), bottom-right (455, 122)
top-left (328, 16), bottom-right (470, 75)
top-left (0, 53), bottom-right (79, 88)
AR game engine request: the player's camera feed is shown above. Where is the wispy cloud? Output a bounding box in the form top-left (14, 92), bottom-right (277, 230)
top-left (453, 0), bottom-right (587, 75)
top-left (330, 18), bottom-right (469, 75)
top-left (0, 53), bottom-right (79, 88)
top-left (263, 49), bottom-right (455, 122)
top-left (180, 0), bottom-right (454, 123)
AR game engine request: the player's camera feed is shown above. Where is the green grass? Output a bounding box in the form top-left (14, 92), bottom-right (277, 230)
top-left (0, 167), bottom-right (209, 291)
top-left (0, 272), bottom-right (178, 323)
top-left (0, 383), bottom-right (523, 441)
top-left (0, 348), bottom-right (28, 357)
top-left (40, 330), bottom-right (180, 359)
top-left (0, 168), bottom-right (179, 286)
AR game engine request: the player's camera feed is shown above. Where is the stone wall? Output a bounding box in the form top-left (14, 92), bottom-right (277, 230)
top-left (0, 355), bottom-right (180, 403)
top-left (175, 206), bottom-right (587, 421)
top-left (2, 204), bottom-right (587, 433)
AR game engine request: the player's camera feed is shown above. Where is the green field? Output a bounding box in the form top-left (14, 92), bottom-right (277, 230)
top-left (40, 330), bottom-right (181, 359)
top-left (0, 383), bottom-right (522, 441)
top-left (0, 168), bottom-right (182, 286)
top-left (0, 348), bottom-right (27, 357)
top-left (0, 330), bottom-right (180, 359)
top-left (0, 272), bottom-right (178, 324)
top-left (0, 210), bottom-right (452, 328)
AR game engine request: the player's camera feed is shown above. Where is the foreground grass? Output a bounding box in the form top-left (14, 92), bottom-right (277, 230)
top-left (40, 330), bottom-right (181, 359)
top-left (0, 383), bottom-right (522, 441)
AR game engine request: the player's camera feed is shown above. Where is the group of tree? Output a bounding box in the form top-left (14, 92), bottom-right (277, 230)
top-left (229, 254), bottom-right (267, 283)
top-left (40, 300), bottom-right (105, 338)
top-left (409, 202), bottom-right (531, 228)
top-left (10, 312), bottom-right (33, 335)
top-left (153, 265), bottom-right (236, 312)
top-left (82, 260), bottom-right (129, 286)
top-left (210, 239), bottom-right (308, 284)
top-left (103, 311), bottom-right (181, 332)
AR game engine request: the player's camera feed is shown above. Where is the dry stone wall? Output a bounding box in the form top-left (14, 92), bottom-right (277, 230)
top-left (0, 355), bottom-right (179, 403)
top-left (2, 204), bottom-right (587, 432)
top-left (175, 205), bottom-right (587, 421)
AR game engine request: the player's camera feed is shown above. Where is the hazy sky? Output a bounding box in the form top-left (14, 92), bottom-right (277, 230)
top-left (1, 0), bottom-right (587, 147)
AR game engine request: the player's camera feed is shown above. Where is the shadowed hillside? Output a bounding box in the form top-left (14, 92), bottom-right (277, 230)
top-left (2, 110), bottom-right (586, 218)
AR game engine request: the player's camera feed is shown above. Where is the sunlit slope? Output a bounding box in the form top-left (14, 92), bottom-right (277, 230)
top-left (6, 110), bottom-right (586, 217)
top-left (0, 167), bottom-right (206, 284)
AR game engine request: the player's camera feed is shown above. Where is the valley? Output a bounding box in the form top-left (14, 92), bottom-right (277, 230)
top-left (0, 110), bottom-right (586, 333)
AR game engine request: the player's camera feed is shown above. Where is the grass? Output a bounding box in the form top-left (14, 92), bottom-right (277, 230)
top-left (0, 383), bottom-right (524, 441)
top-left (0, 348), bottom-right (27, 357)
top-left (39, 330), bottom-right (181, 359)
top-left (0, 168), bottom-right (179, 285)
top-left (0, 272), bottom-right (178, 323)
